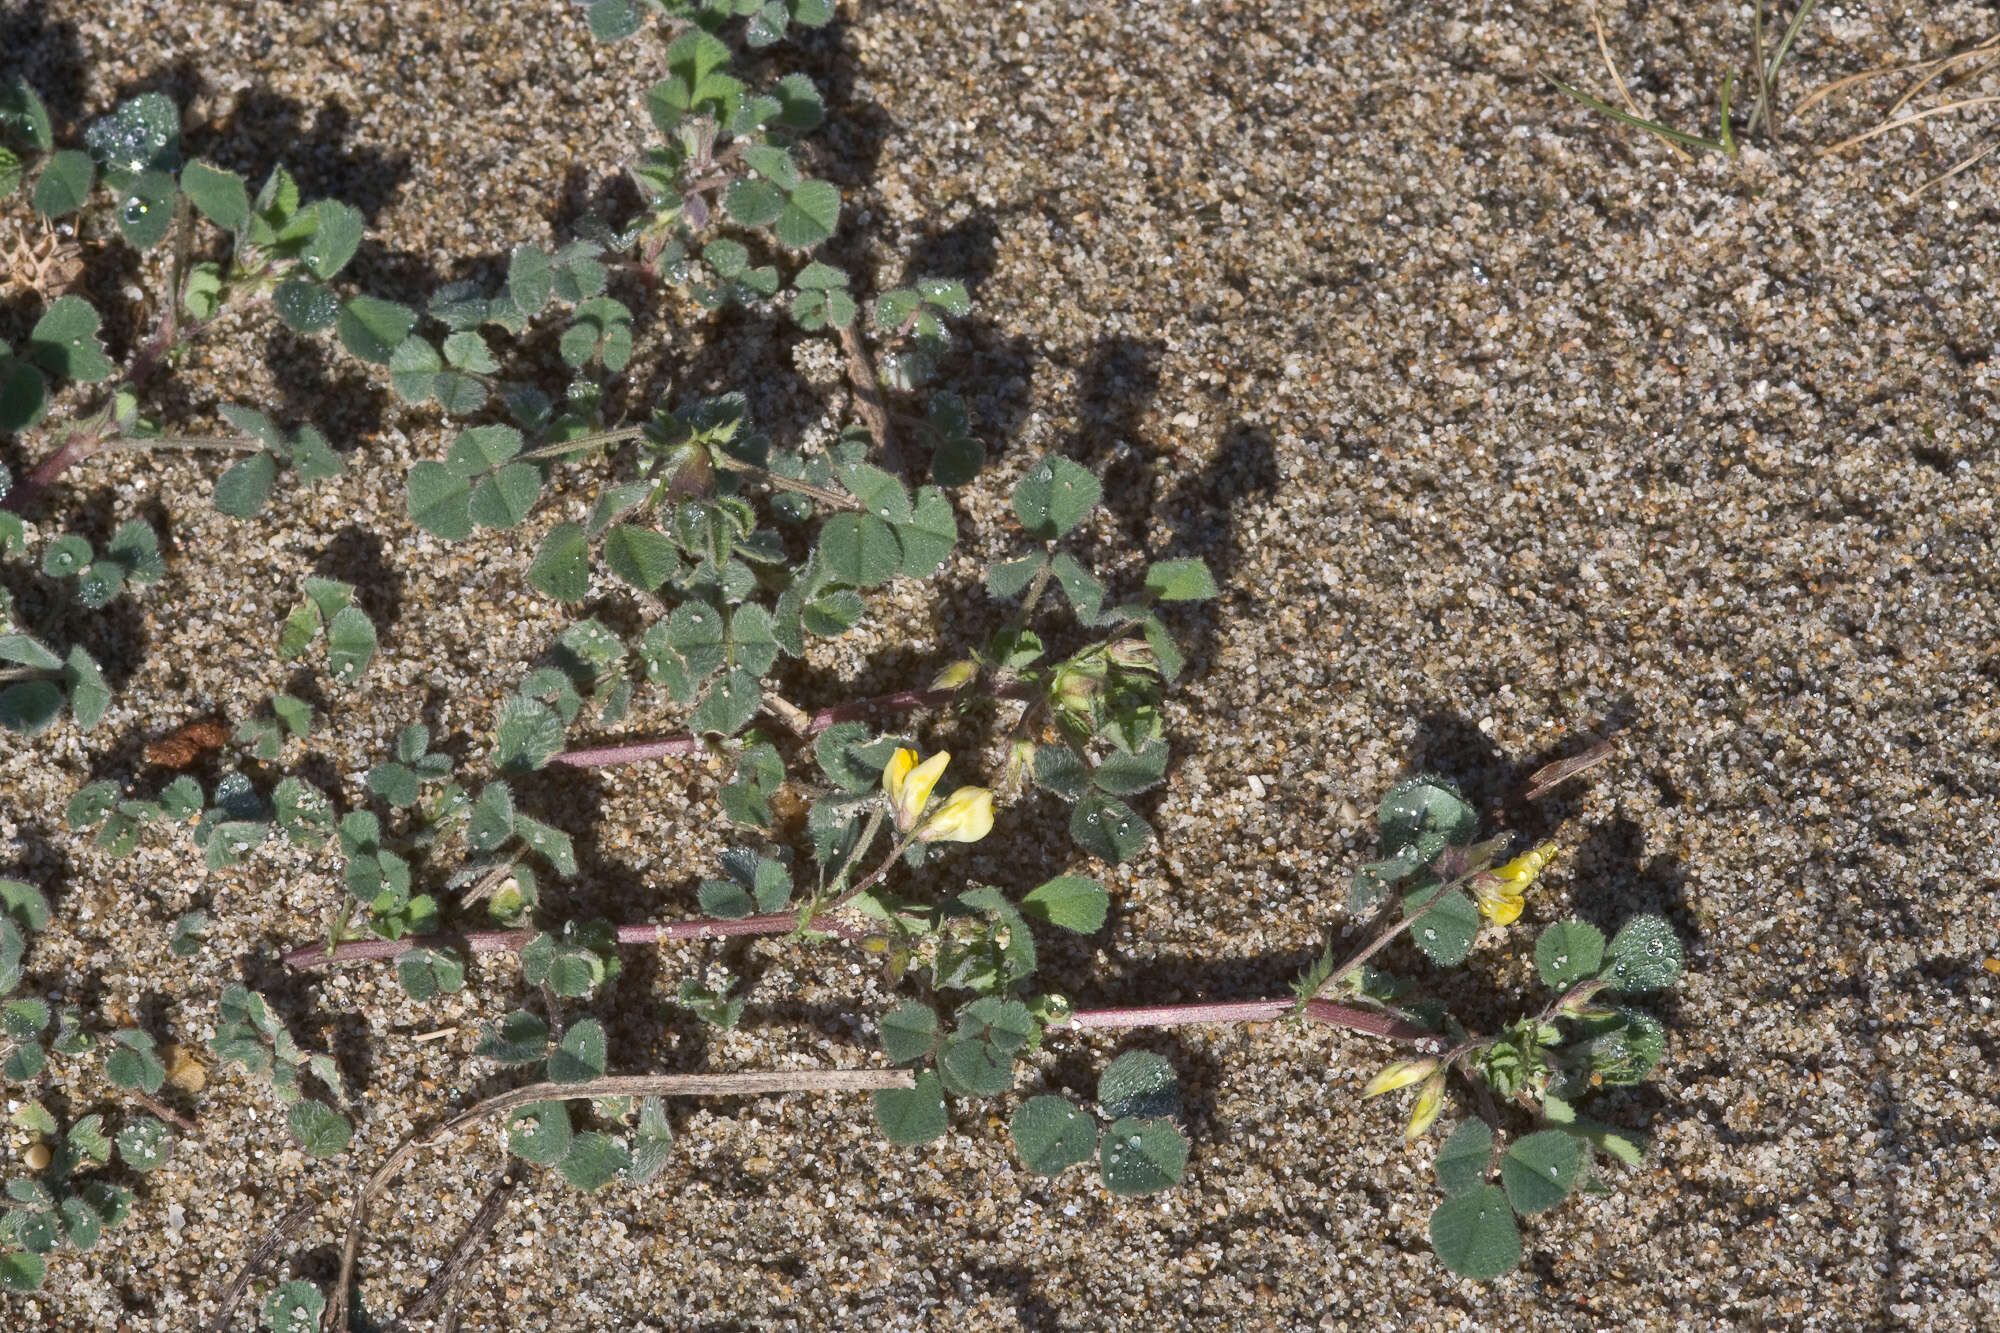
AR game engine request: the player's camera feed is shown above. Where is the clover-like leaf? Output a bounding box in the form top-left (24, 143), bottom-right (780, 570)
top-left (1403, 885), bottom-right (1480, 967)
top-left (406, 462), bottom-right (473, 539)
top-left (818, 513), bottom-right (901, 587)
top-left (0, 355), bottom-right (49, 432)
top-left (31, 149), bottom-right (93, 218)
top-left (116, 1115), bottom-right (172, 1173)
top-left (302, 200), bottom-right (363, 280)
top-left (529, 522), bottom-right (591, 601)
top-left (1097, 1050), bottom-right (1179, 1121)
top-left (512, 812), bottom-right (576, 877)
top-left (894, 486), bottom-right (956, 577)
top-left (1535, 920), bottom-right (1607, 990)
top-left (260, 1280), bottom-right (325, 1332)
top-left (0, 79), bottom-right (54, 152)
top-left (938, 1034), bottom-right (1015, 1098)
top-left (85, 92), bottom-right (178, 181)
top-left (115, 170), bottom-right (175, 248)
top-left (547, 1017), bottom-right (608, 1084)
top-left (1600, 915), bottom-right (1684, 993)
top-left (1429, 1184), bottom-right (1522, 1279)
top-left (1094, 739), bottom-right (1168, 796)
top-left (468, 462), bottom-right (543, 530)
top-left (1098, 1117), bottom-right (1187, 1195)
top-left (286, 1100), bottom-right (352, 1158)
top-left (495, 694), bottom-right (564, 773)
top-left (0, 1252), bottom-right (43, 1292)
top-left (872, 1070), bottom-right (947, 1146)
top-left (1500, 1129), bottom-right (1587, 1215)
top-left (273, 278), bottom-right (338, 333)
top-left (1012, 455), bottom-right (1099, 540)
top-left (1020, 875), bottom-right (1108, 934)
top-left (1143, 558), bottom-right (1218, 602)
top-left (336, 296), bottom-right (416, 364)
top-left (507, 1100), bottom-right (573, 1164)
top-left (1435, 1117), bottom-right (1493, 1197)
top-left (29, 295), bottom-right (114, 382)
top-left (324, 605), bottom-right (377, 684)
top-left (395, 947), bottom-right (466, 1000)
top-left (476, 1010), bottom-right (550, 1065)
top-left (557, 1131), bottom-right (630, 1190)
top-left (179, 159), bottom-right (249, 230)
top-left (1009, 1095), bottom-right (1097, 1176)
top-left (1069, 793), bottom-right (1151, 864)
top-left (105, 1030), bottom-right (166, 1094)
top-left (689, 667), bottom-right (760, 736)
top-left (586, 0), bottom-right (642, 42)
top-left (602, 524), bottom-right (680, 592)
top-left (878, 1002), bottom-right (939, 1065)
top-left (1377, 776), bottom-right (1477, 860)
top-left (213, 450), bottom-right (279, 518)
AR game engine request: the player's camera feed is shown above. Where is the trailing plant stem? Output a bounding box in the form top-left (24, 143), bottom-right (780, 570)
top-left (837, 320), bottom-right (902, 474)
top-left (1057, 998), bottom-right (1448, 1052)
top-left (552, 680), bottom-right (1037, 768)
top-left (283, 910), bottom-right (865, 970)
top-left (99, 434), bottom-right (265, 455)
top-left (518, 426), bottom-right (648, 461)
top-left (325, 1068), bottom-right (913, 1333)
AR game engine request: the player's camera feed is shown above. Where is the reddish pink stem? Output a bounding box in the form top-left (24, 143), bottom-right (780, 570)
top-left (282, 911), bottom-right (860, 971)
top-left (285, 918), bottom-right (1441, 1050)
top-left (2, 435), bottom-right (105, 514)
top-left (5, 291), bottom-right (203, 514)
top-left (552, 682), bottom-right (1033, 769)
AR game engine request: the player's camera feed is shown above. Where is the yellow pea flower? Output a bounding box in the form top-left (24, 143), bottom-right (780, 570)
top-left (916, 786), bottom-right (995, 843)
top-left (1472, 842), bottom-right (1561, 926)
top-left (882, 747), bottom-right (950, 832)
top-left (1361, 1058), bottom-right (1439, 1099)
top-left (1404, 1070), bottom-right (1447, 1139)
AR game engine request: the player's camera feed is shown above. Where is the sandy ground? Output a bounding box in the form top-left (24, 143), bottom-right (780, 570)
top-left (3, 0), bottom-right (1999, 1329)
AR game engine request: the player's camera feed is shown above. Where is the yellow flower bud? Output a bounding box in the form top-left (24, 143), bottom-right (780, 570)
top-left (930, 660), bottom-right (977, 690)
top-left (1004, 740), bottom-right (1037, 788)
top-left (1362, 1058), bottom-right (1439, 1099)
top-left (915, 786), bottom-right (995, 843)
top-left (882, 747), bottom-right (950, 832)
top-left (1404, 1071), bottom-right (1447, 1139)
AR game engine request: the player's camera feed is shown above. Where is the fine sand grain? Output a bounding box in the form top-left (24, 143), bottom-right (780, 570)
top-left (3, 1), bottom-right (1998, 1329)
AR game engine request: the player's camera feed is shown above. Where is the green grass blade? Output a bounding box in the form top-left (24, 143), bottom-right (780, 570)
top-left (1768, 0), bottom-right (1821, 85)
top-left (1718, 71), bottom-right (1738, 157)
top-left (1749, 0), bottom-right (1771, 137)
top-left (1544, 76), bottom-right (1730, 154)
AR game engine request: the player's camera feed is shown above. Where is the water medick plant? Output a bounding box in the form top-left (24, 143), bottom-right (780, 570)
top-left (0, 0), bottom-right (1682, 1312)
